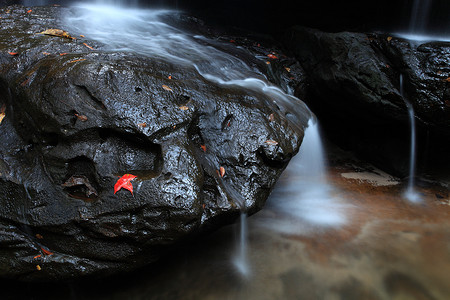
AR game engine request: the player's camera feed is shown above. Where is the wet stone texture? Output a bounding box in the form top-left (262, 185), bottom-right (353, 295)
top-left (0, 6), bottom-right (308, 280)
top-left (283, 27), bottom-right (450, 176)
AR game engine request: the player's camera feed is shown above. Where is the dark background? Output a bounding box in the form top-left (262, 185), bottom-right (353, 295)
top-left (1, 0), bottom-right (450, 34)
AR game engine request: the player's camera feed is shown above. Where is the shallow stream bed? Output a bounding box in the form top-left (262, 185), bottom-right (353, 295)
top-left (3, 144), bottom-right (449, 300)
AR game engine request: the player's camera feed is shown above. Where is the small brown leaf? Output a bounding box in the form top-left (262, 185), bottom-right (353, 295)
top-left (137, 122), bottom-right (147, 128)
top-left (0, 104), bottom-right (6, 125)
top-left (35, 234), bottom-right (43, 239)
top-left (284, 67), bottom-right (291, 72)
top-left (39, 29), bottom-right (74, 39)
top-left (162, 85), bottom-right (173, 92)
top-left (68, 58), bottom-right (86, 64)
top-left (36, 265), bottom-right (41, 271)
top-left (219, 166), bottom-right (225, 177)
top-left (59, 53), bottom-right (67, 56)
top-left (83, 42), bottom-right (94, 50)
top-left (33, 254), bottom-right (42, 259)
top-left (79, 34), bottom-right (85, 38)
top-left (179, 106), bottom-right (189, 110)
top-left (8, 52), bottom-right (18, 56)
top-left (200, 145), bottom-right (206, 152)
top-left (265, 140), bottom-right (278, 146)
top-left (267, 54), bottom-right (278, 59)
top-left (42, 52), bottom-right (51, 55)
top-left (168, 75), bottom-right (172, 79)
top-left (74, 113), bottom-right (88, 122)
top-left (266, 61), bottom-right (271, 65)
top-left (444, 77), bottom-right (450, 82)
top-left (387, 36), bottom-right (393, 42)
top-left (269, 113), bottom-right (275, 122)
top-left (27, 9), bottom-right (32, 13)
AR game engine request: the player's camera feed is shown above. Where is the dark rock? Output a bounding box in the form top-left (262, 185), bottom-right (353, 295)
top-left (0, 5), bottom-right (309, 280)
top-left (282, 26), bottom-right (450, 176)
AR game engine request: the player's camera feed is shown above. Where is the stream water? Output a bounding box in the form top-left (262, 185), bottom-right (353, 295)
top-left (5, 1), bottom-right (450, 299)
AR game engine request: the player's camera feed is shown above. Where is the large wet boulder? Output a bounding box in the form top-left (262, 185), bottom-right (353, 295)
top-left (0, 5), bottom-right (309, 280)
top-left (283, 26), bottom-right (450, 175)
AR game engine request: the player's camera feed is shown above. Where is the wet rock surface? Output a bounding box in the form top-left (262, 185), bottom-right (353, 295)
top-left (283, 27), bottom-right (450, 176)
top-left (0, 5), bottom-right (308, 280)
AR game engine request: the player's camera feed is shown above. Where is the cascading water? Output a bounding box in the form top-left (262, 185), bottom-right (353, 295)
top-left (397, 0), bottom-right (450, 42)
top-left (399, 75), bottom-right (421, 202)
top-left (258, 118), bottom-right (348, 234)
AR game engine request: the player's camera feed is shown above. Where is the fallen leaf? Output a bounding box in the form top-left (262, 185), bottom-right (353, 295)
top-left (137, 122), bottom-right (147, 128)
top-left (265, 140), bottom-right (279, 146)
top-left (266, 61), bottom-right (271, 65)
top-left (114, 174), bottom-right (137, 195)
top-left (200, 145), bottom-right (206, 152)
top-left (267, 54), bottom-right (278, 59)
top-left (230, 39), bottom-right (235, 43)
top-left (385, 64), bottom-right (390, 68)
top-left (168, 75), bottom-right (172, 79)
top-left (162, 85), bottom-right (173, 92)
top-left (179, 106), bottom-right (189, 110)
top-left (59, 53), bottom-right (67, 56)
top-left (173, 125), bottom-right (176, 129)
top-left (284, 67), bottom-right (291, 72)
top-left (35, 234), bottom-right (43, 239)
top-left (33, 254), bottom-right (42, 259)
top-left (79, 34), bottom-right (85, 37)
top-left (202, 203), bottom-right (206, 209)
top-left (74, 113), bottom-right (88, 122)
top-left (219, 166), bottom-right (225, 177)
top-left (269, 113), bottom-right (275, 122)
top-left (0, 104), bottom-right (6, 125)
top-left (42, 52), bottom-right (51, 55)
top-left (36, 265), bottom-right (41, 271)
top-left (41, 247), bottom-right (53, 256)
top-left (39, 29), bottom-right (74, 39)
top-left (68, 58), bottom-right (86, 64)
top-left (257, 43), bottom-right (261, 47)
top-left (83, 42), bottom-right (94, 50)
top-left (6, 9), bottom-right (10, 13)
top-left (444, 77), bottom-right (450, 82)
top-left (8, 52), bottom-right (18, 56)
top-left (387, 36), bottom-right (393, 41)
top-left (27, 9), bottom-right (32, 13)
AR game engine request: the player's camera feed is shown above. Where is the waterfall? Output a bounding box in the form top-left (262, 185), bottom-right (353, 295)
top-left (399, 75), bottom-right (421, 202)
top-left (408, 0), bottom-right (432, 34)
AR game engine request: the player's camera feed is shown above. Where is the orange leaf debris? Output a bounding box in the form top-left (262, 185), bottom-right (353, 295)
top-left (267, 54), bottom-right (278, 59)
top-left (39, 29), bottom-right (74, 39)
top-left (80, 34), bottom-right (85, 38)
top-left (219, 166), bottom-right (225, 177)
top-left (137, 122), bottom-right (147, 128)
top-left (200, 145), bottom-right (206, 152)
top-left (33, 254), bottom-right (42, 259)
top-left (36, 265), bottom-right (41, 271)
top-left (59, 53), bottom-right (67, 56)
top-left (68, 58), bottom-right (86, 64)
top-left (265, 140), bottom-right (278, 146)
top-left (168, 75), bottom-right (172, 79)
top-left (387, 36), bottom-right (393, 41)
top-left (0, 104), bottom-right (6, 125)
top-left (42, 52), bottom-right (51, 55)
top-left (27, 9), bottom-right (32, 13)
top-left (83, 42), bottom-right (94, 50)
top-left (41, 247), bottom-right (53, 256)
top-left (35, 234), bottom-right (43, 239)
top-left (8, 52), bottom-right (18, 56)
top-left (74, 113), bottom-right (88, 122)
top-left (284, 67), bottom-right (291, 72)
top-left (162, 85), bottom-right (173, 92)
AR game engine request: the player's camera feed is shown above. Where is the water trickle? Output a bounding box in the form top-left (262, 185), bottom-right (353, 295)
top-left (261, 118), bottom-right (348, 234)
top-left (233, 213), bottom-right (250, 277)
top-left (399, 74), bottom-right (421, 203)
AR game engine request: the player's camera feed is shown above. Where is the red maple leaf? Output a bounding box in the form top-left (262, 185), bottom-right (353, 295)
top-left (114, 174), bottom-right (137, 195)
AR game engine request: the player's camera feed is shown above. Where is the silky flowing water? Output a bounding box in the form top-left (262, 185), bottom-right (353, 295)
top-left (5, 1), bottom-right (450, 299)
